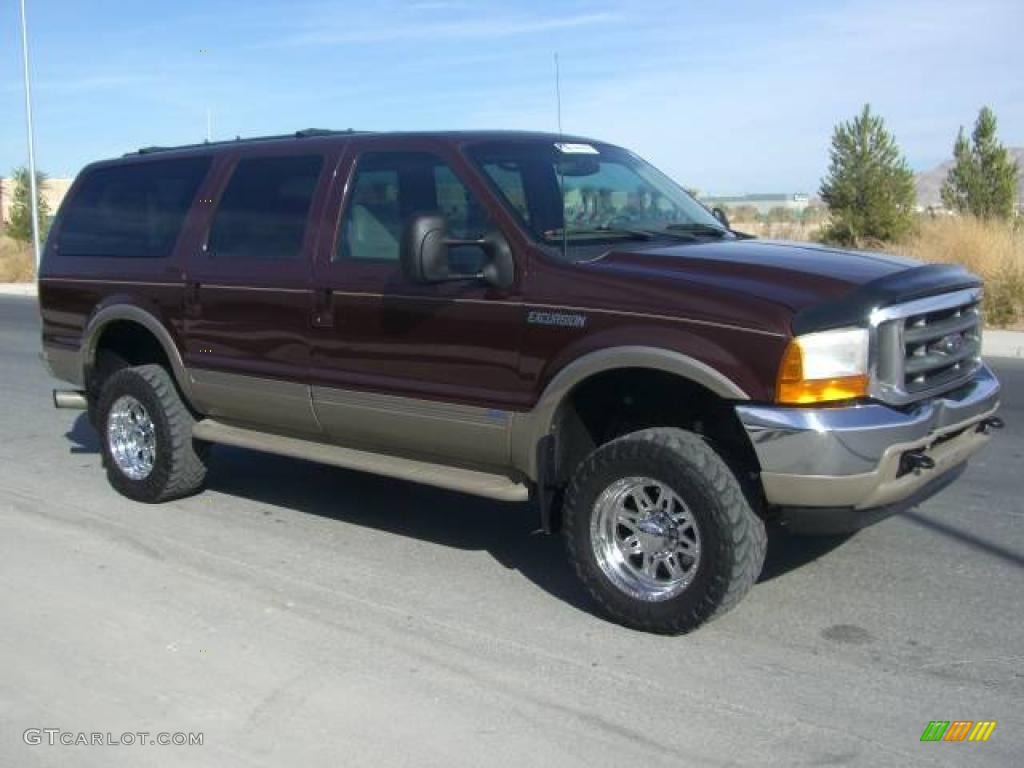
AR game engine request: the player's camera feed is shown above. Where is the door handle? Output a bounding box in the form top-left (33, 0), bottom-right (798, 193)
top-left (312, 287), bottom-right (334, 329)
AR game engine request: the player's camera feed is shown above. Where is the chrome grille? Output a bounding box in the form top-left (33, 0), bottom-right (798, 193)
top-left (870, 288), bottom-right (983, 405)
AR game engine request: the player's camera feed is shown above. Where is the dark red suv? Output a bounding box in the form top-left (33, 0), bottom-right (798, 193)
top-left (39, 129), bottom-right (1002, 633)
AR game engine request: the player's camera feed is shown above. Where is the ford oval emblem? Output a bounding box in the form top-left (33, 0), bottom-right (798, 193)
top-left (934, 332), bottom-right (966, 355)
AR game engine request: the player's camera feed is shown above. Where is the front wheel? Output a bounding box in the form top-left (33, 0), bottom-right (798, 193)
top-left (97, 364), bottom-right (208, 502)
top-left (563, 428), bottom-right (766, 634)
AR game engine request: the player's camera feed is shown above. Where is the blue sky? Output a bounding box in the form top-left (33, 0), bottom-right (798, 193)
top-left (2, 0), bottom-right (1022, 194)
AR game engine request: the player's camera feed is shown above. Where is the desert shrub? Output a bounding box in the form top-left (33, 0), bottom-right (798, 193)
top-left (0, 235), bottom-right (35, 281)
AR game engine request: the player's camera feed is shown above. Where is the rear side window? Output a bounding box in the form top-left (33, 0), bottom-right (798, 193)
top-left (58, 157), bottom-right (210, 258)
top-left (207, 155), bottom-right (323, 261)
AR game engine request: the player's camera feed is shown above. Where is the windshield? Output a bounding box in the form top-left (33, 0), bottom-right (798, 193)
top-left (466, 140), bottom-right (729, 259)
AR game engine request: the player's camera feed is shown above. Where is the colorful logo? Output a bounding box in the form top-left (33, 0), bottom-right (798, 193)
top-left (920, 721), bottom-right (997, 742)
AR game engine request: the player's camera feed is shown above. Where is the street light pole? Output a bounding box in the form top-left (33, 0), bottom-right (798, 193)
top-left (18, 0), bottom-right (42, 276)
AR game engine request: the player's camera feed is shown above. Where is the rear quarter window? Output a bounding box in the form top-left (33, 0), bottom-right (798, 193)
top-left (207, 154), bottom-right (323, 261)
top-left (57, 157), bottom-right (211, 258)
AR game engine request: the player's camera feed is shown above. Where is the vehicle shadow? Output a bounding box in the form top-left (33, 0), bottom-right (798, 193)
top-left (66, 412), bottom-right (100, 454)
top-left (63, 412), bottom-right (848, 614)
top-left (203, 443), bottom-right (847, 612)
top-left (758, 524), bottom-right (852, 583)
top-left (203, 444), bottom-right (596, 614)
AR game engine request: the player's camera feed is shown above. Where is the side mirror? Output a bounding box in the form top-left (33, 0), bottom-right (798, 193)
top-left (400, 213), bottom-right (515, 290)
top-left (711, 207), bottom-right (731, 229)
top-left (400, 213), bottom-right (450, 283)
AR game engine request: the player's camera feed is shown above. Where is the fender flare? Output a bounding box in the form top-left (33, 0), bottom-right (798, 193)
top-left (82, 304), bottom-right (195, 404)
top-left (509, 345), bottom-right (750, 479)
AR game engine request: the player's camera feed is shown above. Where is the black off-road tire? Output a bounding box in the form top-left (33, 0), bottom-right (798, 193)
top-left (563, 427), bottom-right (767, 634)
top-left (97, 364), bottom-right (208, 502)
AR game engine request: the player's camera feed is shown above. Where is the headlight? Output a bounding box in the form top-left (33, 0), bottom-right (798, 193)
top-left (776, 327), bottom-right (869, 404)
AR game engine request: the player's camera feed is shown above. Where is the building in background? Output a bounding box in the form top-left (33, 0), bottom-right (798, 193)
top-left (701, 192), bottom-right (810, 216)
top-left (0, 177), bottom-right (73, 225)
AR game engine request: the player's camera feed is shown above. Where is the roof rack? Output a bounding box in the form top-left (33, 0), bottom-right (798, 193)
top-left (127, 128), bottom-right (366, 156)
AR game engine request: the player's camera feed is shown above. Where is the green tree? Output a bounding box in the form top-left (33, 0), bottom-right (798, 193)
top-left (819, 104), bottom-right (916, 245)
top-left (6, 166), bottom-right (51, 244)
top-left (941, 106), bottom-right (1019, 219)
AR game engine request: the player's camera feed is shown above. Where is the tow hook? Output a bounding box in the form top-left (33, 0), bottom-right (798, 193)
top-left (978, 416), bottom-right (1005, 435)
top-left (902, 450), bottom-right (936, 474)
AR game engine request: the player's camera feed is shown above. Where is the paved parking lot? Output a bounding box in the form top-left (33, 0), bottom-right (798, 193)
top-left (2, 293), bottom-right (1022, 767)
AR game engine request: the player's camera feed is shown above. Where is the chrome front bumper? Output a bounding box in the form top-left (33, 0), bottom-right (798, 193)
top-left (736, 365), bottom-right (1000, 528)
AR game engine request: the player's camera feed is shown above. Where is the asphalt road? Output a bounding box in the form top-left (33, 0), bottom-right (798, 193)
top-left (2, 293), bottom-right (1022, 767)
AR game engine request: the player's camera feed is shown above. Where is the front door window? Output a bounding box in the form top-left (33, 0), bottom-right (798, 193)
top-left (336, 151), bottom-right (489, 274)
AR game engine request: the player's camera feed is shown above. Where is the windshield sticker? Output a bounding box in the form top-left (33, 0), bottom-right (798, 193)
top-left (554, 143), bottom-right (599, 155)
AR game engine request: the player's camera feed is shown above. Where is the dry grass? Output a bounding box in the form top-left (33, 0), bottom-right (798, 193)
top-left (731, 220), bottom-right (822, 242)
top-left (895, 216), bottom-right (1024, 328)
top-left (0, 234), bottom-right (35, 282)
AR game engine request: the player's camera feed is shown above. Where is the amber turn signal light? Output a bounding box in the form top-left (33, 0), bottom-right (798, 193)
top-left (775, 333), bottom-right (869, 405)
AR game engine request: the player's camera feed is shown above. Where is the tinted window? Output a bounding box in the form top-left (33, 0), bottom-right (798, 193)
top-left (338, 151), bottom-right (488, 271)
top-left (58, 157), bottom-right (210, 258)
top-left (208, 155), bottom-right (323, 261)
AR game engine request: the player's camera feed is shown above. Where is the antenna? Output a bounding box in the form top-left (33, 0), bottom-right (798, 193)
top-left (554, 52), bottom-right (568, 260)
top-left (554, 52), bottom-right (563, 135)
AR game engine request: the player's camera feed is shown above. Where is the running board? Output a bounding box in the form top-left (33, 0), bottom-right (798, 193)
top-left (192, 419), bottom-right (529, 502)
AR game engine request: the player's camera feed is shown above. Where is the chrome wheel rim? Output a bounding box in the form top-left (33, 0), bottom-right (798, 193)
top-left (106, 395), bottom-right (157, 481)
top-left (591, 477), bottom-right (701, 602)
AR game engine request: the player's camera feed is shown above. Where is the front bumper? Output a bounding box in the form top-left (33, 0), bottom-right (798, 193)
top-left (735, 364), bottom-right (1000, 533)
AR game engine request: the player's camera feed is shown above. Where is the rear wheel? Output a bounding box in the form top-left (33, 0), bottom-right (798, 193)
top-left (563, 427), bottom-right (766, 634)
top-left (97, 364), bottom-right (207, 502)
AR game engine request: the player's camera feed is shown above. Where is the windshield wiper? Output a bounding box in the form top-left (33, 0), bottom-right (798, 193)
top-left (545, 227), bottom-right (655, 241)
top-left (640, 228), bottom-right (700, 241)
top-left (547, 226), bottom-right (709, 242)
top-left (665, 223), bottom-right (731, 238)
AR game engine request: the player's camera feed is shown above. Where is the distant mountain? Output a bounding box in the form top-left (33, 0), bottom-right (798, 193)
top-left (915, 147), bottom-right (1024, 208)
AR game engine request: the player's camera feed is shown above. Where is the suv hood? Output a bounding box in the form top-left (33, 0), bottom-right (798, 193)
top-left (586, 239), bottom-right (920, 315)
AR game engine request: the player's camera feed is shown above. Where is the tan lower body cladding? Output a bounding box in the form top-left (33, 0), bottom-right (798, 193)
top-left (188, 368), bottom-right (527, 500)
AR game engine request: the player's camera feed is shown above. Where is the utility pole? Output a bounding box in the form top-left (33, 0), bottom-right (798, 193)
top-left (18, 0), bottom-right (42, 274)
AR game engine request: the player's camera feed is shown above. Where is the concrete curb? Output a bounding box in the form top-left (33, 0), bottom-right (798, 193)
top-left (1, 281), bottom-right (1022, 358)
top-left (983, 330), bottom-right (1024, 359)
top-left (0, 282), bottom-right (37, 297)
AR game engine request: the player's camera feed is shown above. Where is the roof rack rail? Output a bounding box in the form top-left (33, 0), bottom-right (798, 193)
top-left (126, 128), bottom-right (365, 156)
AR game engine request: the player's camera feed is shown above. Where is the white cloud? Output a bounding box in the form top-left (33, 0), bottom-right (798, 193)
top-left (270, 10), bottom-right (620, 47)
